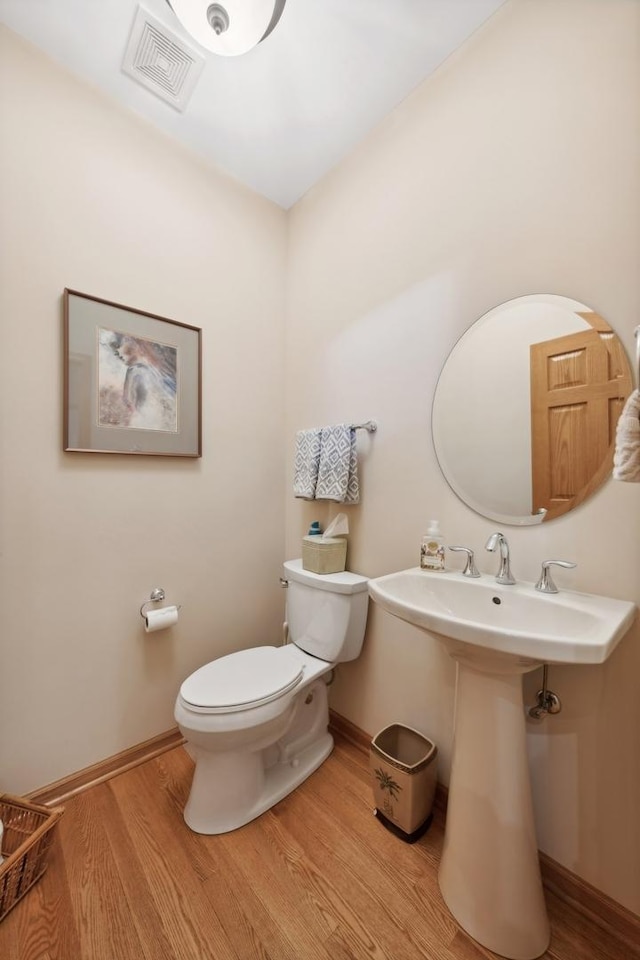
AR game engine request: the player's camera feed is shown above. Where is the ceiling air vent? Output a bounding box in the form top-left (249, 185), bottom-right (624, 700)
top-left (122, 6), bottom-right (205, 112)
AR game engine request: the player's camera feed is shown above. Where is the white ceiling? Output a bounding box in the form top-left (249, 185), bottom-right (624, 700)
top-left (0, 0), bottom-right (505, 208)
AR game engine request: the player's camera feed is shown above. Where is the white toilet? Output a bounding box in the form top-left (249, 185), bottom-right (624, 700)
top-left (174, 559), bottom-right (369, 834)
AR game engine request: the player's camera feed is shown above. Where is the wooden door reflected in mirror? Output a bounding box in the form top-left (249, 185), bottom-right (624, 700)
top-left (530, 320), bottom-right (630, 520)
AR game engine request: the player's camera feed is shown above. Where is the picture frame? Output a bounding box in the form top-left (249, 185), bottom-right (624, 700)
top-left (63, 289), bottom-right (202, 457)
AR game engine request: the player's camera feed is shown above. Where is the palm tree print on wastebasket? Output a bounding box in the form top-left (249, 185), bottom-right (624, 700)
top-left (374, 768), bottom-right (402, 818)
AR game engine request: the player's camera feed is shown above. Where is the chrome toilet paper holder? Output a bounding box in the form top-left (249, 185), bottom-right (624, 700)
top-left (140, 588), bottom-right (181, 620)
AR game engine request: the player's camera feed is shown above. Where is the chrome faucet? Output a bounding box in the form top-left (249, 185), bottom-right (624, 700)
top-left (485, 532), bottom-right (515, 584)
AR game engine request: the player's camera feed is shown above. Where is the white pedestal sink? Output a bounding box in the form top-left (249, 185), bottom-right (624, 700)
top-left (368, 568), bottom-right (636, 960)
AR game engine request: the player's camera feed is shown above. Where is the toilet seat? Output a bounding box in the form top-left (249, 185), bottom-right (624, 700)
top-left (180, 646), bottom-right (304, 714)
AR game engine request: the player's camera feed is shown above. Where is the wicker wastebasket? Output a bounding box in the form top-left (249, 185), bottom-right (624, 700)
top-left (371, 723), bottom-right (437, 842)
top-left (0, 794), bottom-right (64, 922)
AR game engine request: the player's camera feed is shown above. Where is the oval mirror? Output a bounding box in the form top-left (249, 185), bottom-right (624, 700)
top-left (432, 294), bottom-right (633, 525)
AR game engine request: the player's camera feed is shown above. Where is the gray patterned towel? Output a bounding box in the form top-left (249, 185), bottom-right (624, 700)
top-left (316, 424), bottom-right (360, 503)
top-left (294, 428), bottom-right (322, 499)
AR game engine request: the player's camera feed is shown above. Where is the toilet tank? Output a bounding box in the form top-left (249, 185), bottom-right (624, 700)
top-left (283, 559), bottom-right (369, 663)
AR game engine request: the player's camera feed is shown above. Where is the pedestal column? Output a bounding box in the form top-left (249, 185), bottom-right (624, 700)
top-left (439, 657), bottom-right (549, 960)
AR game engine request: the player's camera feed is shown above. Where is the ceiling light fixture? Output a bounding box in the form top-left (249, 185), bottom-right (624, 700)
top-left (166, 0), bottom-right (286, 57)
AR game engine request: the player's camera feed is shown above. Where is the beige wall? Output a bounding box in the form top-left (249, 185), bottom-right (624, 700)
top-left (0, 29), bottom-right (287, 793)
top-left (286, 0), bottom-right (640, 914)
top-left (1, 0), bottom-right (639, 919)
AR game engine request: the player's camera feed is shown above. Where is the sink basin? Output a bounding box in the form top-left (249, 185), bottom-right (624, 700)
top-left (368, 566), bottom-right (636, 959)
top-left (368, 567), bottom-right (636, 666)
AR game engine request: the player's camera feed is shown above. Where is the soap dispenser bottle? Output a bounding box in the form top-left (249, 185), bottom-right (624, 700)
top-left (420, 520), bottom-right (445, 571)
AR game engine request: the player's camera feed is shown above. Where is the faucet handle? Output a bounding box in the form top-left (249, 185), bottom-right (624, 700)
top-left (535, 560), bottom-right (577, 594)
top-left (449, 546), bottom-right (481, 578)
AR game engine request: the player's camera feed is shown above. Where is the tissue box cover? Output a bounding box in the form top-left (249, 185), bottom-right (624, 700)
top-left (302, 536), bottom-right (347, 574)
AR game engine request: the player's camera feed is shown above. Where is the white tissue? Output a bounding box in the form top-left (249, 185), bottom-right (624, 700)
top-left (144, 605), bottom-right (178, 633)
top-left (322, 513), bottom-right (349, 539)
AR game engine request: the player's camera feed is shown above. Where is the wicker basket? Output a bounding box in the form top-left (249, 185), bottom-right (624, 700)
top-left (0, 794), bottom-right (64, 922)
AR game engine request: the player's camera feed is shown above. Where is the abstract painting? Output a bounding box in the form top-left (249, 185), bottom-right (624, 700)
top-left (98, 329), bottom-right (178, 432)
top-left (64, 290), bottom-right (201, 457)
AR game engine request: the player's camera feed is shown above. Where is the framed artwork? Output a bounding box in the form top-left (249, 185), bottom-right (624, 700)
top-left (63, 289), bottom-right (202, 457)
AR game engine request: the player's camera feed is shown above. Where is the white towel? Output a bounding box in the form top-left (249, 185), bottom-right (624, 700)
top-left (293, 428), bottom-right (321, 499)
top-left (316, 424), bottom-right (360, 503)
top-left (613, 389), bottom-right (640, 482)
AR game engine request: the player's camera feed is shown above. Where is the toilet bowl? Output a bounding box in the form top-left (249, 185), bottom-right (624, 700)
top-left (175, 559), bottom-right (369, 834)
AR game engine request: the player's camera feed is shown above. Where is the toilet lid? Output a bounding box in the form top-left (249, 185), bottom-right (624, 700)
top-left (180, 646), bottom-right (304, 713)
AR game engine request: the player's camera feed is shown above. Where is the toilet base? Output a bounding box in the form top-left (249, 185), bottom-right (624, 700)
top-left (181, 678), bottom-right (334, 835)
top-left (184, 731), bottom-right (333, 834)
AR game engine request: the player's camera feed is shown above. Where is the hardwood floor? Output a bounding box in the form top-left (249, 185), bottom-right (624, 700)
top-left (0, 733), bottom-right (633, 960)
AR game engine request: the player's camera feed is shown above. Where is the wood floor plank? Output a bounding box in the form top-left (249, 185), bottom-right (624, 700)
top-left (88, 784), bottom-right (180, 960)
top-left (306, 748), bottom-right (451, 919)
top-left (132, 752), bottom-right (336, 960)
top-left (447, 929), bottom-right (509, 960)
top-left (330, 734), bottom-right (375, 786)
top-left (214, 811), bottom-right (338, 960)
top-left (146, 750), bottom-right (308, 960)
top-left (0, 736), bottom-right (632, 960)
top-left (0, 835), bottom-right (82, 960)
top-left (274, 778), bottom-right (457, 960)
top-left (200, 843), bottom-right (290, 960)
top-left (263, 799), bottom-right (399, 960)
top-left (545, 891), bottom-right (637, 960)
top-left (273, 798), bottom-right (432, 959)
top-left (55, 788), bottom-right (147, 960)
top-left (108, 758), bottom-right (241, 960)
